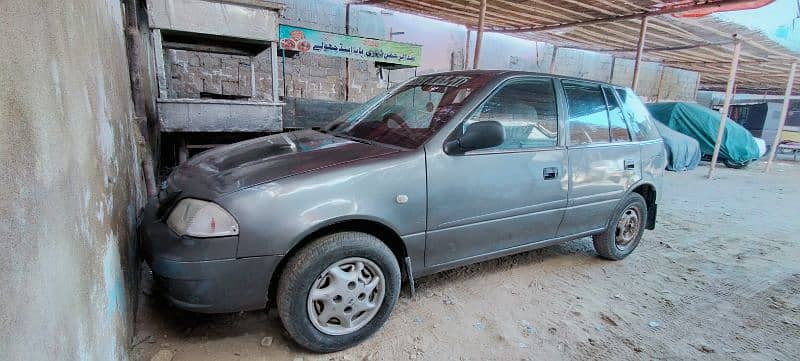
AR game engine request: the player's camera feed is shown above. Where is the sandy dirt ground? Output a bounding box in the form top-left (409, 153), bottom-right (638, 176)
top-left (132, 159), bottom-right (800, 361)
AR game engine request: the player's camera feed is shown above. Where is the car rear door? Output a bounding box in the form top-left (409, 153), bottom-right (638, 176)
top-left (424, 77), bottom-right (568, 267)
top-left (556, 81), bottom-right (642, 237)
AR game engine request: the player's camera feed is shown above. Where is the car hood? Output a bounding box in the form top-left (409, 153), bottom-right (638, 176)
top-left (168, 129), bottom-right (399, 196)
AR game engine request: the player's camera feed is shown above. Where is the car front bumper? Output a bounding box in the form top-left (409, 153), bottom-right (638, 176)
top-left (140, 199), bottom-right (282, 313)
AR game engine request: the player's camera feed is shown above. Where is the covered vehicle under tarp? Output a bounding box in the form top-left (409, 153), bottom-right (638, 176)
top-left (654, 120), bottom-right (701, 171)
top-left (646, 102), bottom-right (761, 168)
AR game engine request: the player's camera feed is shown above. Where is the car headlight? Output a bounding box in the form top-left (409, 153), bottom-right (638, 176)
top-left (167, 198), bottom-right (239, 237)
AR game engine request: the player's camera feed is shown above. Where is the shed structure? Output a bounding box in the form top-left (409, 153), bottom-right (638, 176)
top-left (352, 0), bottom-right (799, 94)
top-left (351, 0), bottom-right (799, 176)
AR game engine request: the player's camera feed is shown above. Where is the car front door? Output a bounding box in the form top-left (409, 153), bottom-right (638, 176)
top-left (557, 81), bottom-right (642, 237)
top-left (424, 77), bottom-right (568, 267)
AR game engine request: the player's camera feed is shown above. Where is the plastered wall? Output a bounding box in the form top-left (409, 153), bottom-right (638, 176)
top-left (0, 1), bottom-right (144, 360)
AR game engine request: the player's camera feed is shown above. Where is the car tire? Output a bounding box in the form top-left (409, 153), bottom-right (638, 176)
top-left (592, 193), bottom-right (647, 261)
top-left (276, 232), bottom-right (401, 353)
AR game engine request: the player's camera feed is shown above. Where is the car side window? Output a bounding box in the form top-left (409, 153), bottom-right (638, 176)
top-left (615, 87), bottom-right (661, 141)
top-left (464, 78), bottom-right (558, 150)
top-left (603, 86), bottom-right (632, 142)
top-left (563, 81), bottom-right (610, 145)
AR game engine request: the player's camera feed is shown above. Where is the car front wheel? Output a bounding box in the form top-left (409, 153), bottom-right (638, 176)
top-left (592, 192), bottom-right (647, 260)
top-left (276, 232), bottom-right (401, 352)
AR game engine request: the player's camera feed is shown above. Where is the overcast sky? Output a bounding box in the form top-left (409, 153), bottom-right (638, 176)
top-left (714, 0), bottom-right (800, 52)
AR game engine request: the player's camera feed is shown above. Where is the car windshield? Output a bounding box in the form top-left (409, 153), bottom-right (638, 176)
top-left (324, 74), bottom-right (492, 149)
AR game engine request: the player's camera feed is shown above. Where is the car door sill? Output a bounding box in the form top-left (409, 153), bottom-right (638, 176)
top-left (417, 228), bottom-right (605, 278)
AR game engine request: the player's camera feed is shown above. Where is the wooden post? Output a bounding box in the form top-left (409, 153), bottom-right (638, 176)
top-left (345, 3), bottom-right (351, 101)
top-left (178, 138), bottom-right (188, 164)
top-left (464, 28), bottom-right (471, 70)
top-left (250, 54), bottom-right (257, 97)
top-left (765, 62), bottom-right (798, 172)
top-left (124, 0), bottom-right (158, 198)
top-left (609, 54), bottom-right (616, 83)
top-left (549, 46), bottom-right (559, 74)
top-left (631, 16), bottom-right (649, 92)
top-left (472, 0), bottom-right (487, 70)
top-left (707, 40), bottom-right (742, 179)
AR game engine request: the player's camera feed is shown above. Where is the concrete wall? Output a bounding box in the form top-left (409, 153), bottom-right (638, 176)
top-left (0, 1), bottom-right (144, 360)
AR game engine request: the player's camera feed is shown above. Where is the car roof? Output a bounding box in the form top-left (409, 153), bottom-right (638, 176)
top-left (420, 70), bottom-right (627, 90)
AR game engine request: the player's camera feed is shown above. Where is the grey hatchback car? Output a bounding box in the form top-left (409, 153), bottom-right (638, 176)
top-left (140, 70), bottom-right (666, 352)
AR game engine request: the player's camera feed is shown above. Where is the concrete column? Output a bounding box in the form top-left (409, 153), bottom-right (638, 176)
top-left (708, 40), bottom-right (742, 179)
top-left (152, 29), bottom-right (168, 99)
top-left (271, 42), bottom-right (279, 103)
top-left (765, 62), bottom-right (798, 172)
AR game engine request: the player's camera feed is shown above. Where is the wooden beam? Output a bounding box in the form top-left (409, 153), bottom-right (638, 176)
top-left (663, 59), bottom-right (768, 66)
top-left (632, 16), bottom-right (648, 92)
top-left (553, 40), bottom-right (737, 58)
top-left (473, 0), bottom-right (487, 69)
top-left (708, 40), bottom-right (742, 179)
top-left (493, 0), bottom-right (762, 33)
top-left (609, 40), bottom-right (736, 54)
top-left (765, 62), bottom-right (798, 172)
top-left (161, 41), bottom-right (252, 56)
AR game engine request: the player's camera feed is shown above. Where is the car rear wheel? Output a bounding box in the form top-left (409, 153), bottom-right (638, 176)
top-left (276, 232), bottom-right (401, 352)
top-left (592, 193), bottom-right (647, 260)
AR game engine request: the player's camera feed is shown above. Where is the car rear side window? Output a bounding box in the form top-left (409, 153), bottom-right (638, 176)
top-left (603, 86), bottom-right (632, 142)
top-left (465, 78), bottom-right (558, 150)
top-left (563, 81), bottom-right (610, 145)
top-left (615, 87), bottom-right (661, 141)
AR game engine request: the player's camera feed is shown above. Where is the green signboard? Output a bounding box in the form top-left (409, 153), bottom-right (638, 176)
top-left (278, 25), bottom-right (421, 67)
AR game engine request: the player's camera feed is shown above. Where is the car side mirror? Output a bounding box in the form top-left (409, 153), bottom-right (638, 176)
top-left (445, 121), bottom-right (505, 154)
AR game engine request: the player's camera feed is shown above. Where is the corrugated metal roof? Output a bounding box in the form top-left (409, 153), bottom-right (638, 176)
top-left (352, 0), bottom-right (800, 93)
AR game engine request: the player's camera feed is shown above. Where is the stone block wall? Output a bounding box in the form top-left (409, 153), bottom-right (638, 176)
top-left (165, 49), bottom-right (276, 101)
top-left (277, 0), bottom-right (389, 105)
top-left (279, 54), bottom-right (346, 100)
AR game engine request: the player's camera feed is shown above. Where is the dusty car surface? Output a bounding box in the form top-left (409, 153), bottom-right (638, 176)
top-left (140, 70), bottom-right (666, 352)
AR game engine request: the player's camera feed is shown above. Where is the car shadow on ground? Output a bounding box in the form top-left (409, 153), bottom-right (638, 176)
top-left (412, 237), bottom-right (604, 288)
top-left (136, 236), bottom-right (604, 342)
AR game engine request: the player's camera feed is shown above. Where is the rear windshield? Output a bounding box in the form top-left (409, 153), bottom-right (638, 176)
top-left (325, 74), bottom-right (493, 149)
top-left (615, 87), bottom-right (661, 141)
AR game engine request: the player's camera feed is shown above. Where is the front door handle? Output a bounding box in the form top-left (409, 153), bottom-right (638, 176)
top-left (543, 167), bottom-right (558, 180)
top-left (624, 159), bottom-right (636, 170)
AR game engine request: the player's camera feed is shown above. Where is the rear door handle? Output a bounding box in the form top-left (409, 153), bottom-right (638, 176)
top-left (624, 159), bottom-right (636, 170)
top-left (543, 167), bottom-right (558, 180)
